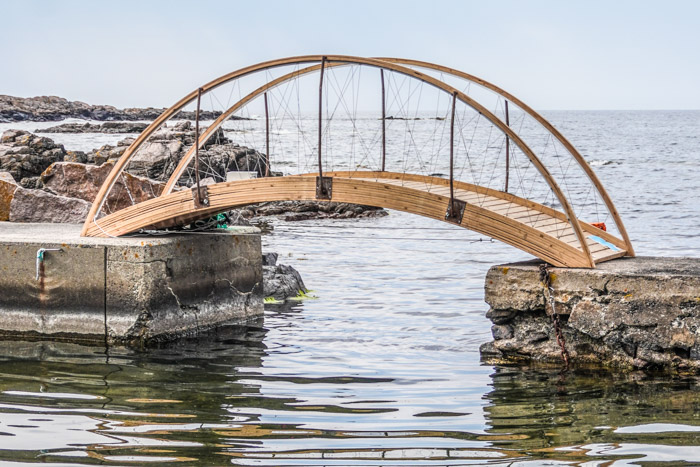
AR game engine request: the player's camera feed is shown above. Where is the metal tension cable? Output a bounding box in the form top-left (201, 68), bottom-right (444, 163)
top-left (539, 263), bottom-right (571, 368)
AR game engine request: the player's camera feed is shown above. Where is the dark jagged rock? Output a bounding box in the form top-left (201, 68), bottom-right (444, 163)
top-left (0, 95), bottom-right (238, 122)
top-left (263, 262), bottom-right (308, 301)
top-left (242, 201), bottom-right (388, 221)
top-left (0, 130), bottom-right (66, 182)
top-left (37, 122), bottom-right (149, 134)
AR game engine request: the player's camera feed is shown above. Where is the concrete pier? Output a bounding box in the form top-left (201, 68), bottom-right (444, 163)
top-left (0, 222), bottom-right (262, 345)
top-left (480, 257), bottom-right (700, 373)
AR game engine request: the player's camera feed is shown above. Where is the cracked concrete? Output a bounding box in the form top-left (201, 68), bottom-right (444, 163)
top-left (480, 257), bottom-right (700, 373)
top-left (0, 222), bottom-right (263, 345)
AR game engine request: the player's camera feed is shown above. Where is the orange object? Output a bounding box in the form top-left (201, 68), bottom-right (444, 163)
top-left (592, 222), bottom-right (607, 231)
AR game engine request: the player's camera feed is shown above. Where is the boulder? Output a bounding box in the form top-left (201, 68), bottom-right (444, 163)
top-left (0, 172), bottom-right (18, 221)
top-left (0, 130), bottom-right (66, 182)
top-left (40, 161), bottom-right (164, 212)
top-left (263, 263), bottom-right (308, 300)
top-left (9, 186), bottom-right (91, 223)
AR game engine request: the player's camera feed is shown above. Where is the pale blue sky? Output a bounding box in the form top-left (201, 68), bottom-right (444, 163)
top-left (2, 0), bottom-right (699, 109)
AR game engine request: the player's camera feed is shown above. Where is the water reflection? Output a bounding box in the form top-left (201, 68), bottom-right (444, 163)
top-left (0, 327), bottom-right (699, 464)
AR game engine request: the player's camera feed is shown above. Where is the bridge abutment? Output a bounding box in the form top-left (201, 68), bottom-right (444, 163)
top-left (0, 222), bottom-right (263, 345)
top-left (480, 257), bottom-right (700, 373)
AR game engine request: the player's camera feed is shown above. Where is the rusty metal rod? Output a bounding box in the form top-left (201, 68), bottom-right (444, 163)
top-left (505, 100), bottom-right (510, 192)
top-left (264, 92), bottom-right (270, 177)
top-left (318, 56), bottom-right (326, 179)
top-left (195, 87), bottom-right (203, 204)
top-left (381, 69), bottom-right (386, 171)
top-left (449, 91), bottom-right (457, 213)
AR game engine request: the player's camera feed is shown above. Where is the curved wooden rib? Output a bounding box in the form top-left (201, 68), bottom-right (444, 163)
top-left (161, 59), bottom-right (635, 261)
top-left (379, 57), bottom-right (634, 257)
top-left (89, 55), bottom-right (592, 264)
top-left (162, 62), bottom-right (331, 194)
top-left (83, 172), bottom-right (626, 268)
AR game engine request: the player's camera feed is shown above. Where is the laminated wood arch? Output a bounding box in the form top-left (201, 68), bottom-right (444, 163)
top-left (81, 55), bottom-right (634, 268)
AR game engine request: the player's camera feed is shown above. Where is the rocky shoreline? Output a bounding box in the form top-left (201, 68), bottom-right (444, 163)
top-left (0, 95), bottom-right (244, 122)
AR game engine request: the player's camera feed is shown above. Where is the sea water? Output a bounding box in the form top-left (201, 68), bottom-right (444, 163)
top-left (0, 110), bottom-right (698, 465)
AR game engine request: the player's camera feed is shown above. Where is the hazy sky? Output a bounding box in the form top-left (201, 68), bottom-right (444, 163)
top-left (2, 0), bottom-right (699, 110)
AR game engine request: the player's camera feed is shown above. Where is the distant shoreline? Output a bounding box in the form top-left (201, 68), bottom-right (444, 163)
top-left (0, 95), bottom-right (252, 123)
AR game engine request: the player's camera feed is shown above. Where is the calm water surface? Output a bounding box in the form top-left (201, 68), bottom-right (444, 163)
top-left (0, 111), bottom-right (698, 465)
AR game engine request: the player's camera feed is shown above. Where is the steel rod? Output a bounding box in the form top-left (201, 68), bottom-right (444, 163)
top-left (195, 87), bottom-right (202, 204)
top-left (381, 69), bottom-right (386, 171)
top-left (264, 92), bottom-right (270, 177)
top-left (505, 100), bottom-right (510, 192)
top-left (318, 56), bottom-right (326, 179)
top-left (449, 91), bottom-right (457, 212)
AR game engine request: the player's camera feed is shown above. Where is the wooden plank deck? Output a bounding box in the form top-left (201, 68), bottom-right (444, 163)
top-left (83, 171), bottom-right (628, 268)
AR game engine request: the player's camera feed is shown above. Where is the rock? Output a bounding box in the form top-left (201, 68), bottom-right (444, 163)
top-left (0, 95), bottom-right (232, 122)
top-left (36, 122), bottom-right (149, 134)
top-left (263, 263), bottom-right (308, 301)
top-left (40, 161), bottom-right (164, 212)
top-left (481, 258), bottom-right (700, 373)
top-left (0, 172), bottom-right (18, 221)
top-left (262, 252), bottom-right (278, 266)
top-left (0, 130), bottom-right (66, 182)
top-left (9, 186), bottom-right (91, 223)
top-left (245, 201), bottom-right (388, 221)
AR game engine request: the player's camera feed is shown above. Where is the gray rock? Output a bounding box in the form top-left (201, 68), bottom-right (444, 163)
top-left (262, 252), bottom-right (278, 266)
top-left (9, 186), bottom-right (91, 223)
top-left (0, 130), bottom-right (66, 182)
top-left (263, 263), bottom-right (307, 300)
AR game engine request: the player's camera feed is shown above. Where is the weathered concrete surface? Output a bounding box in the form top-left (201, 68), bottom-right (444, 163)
top-left (480, 257), bottom-right (700, 373)
top-left (0, 222), bottom-right (262, 345)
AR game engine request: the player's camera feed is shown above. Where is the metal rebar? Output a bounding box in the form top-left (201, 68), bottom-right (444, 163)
top-left (381, 69), bottom-right (386, 171)
top-left (318, 56), bottom-right (326, 179)
top-left (194, 87), bottom-right (203, 204)
top-left (449, 91), bottom-right (457, 212)
top-left (505, 100), bottom-right (510, 192)
top-left (264, 92), bottom-right (270, 177)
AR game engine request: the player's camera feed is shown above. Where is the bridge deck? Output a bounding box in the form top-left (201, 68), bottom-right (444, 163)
top-left (351, 175), bottom-right (625, 264)
top-left (84, 171), bottom-right (627, 268)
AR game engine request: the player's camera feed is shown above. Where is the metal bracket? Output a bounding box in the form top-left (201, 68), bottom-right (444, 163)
top-left (316, 176), bottom-right (332, 200)
top-left (445, 198), bottom-right (466, 224)
top-left (192, 185), bottom-right (210, 209)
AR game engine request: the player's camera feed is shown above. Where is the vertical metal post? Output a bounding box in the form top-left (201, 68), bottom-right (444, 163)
top-left (264, 92), bottom-right (270, 177)
top-left (449, 91), bottom-right (457, 212)
top-left (504, 100), bottom-right (510, 192)
top-left (381, 69), bottom-right (386, 171)
top-left (194, 87), bottom-right (203, 204)
top-left (318, 56), bottom-right (326, 179)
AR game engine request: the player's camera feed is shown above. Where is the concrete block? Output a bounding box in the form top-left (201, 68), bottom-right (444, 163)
top-left (0, 222), bottom-right (262, 345)
top-left (481, 257), bottom-right (700, 373)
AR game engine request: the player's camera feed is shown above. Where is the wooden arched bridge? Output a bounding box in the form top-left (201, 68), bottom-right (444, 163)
top-left (81, 55), bottom-right (634, 268)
